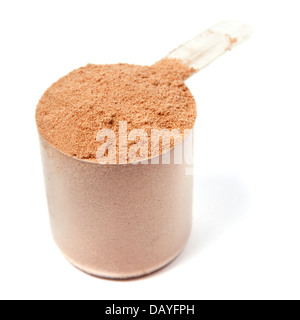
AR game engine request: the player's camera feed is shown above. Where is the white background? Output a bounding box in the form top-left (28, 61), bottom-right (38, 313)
top-left (0, 0), bottom-right (299, 300)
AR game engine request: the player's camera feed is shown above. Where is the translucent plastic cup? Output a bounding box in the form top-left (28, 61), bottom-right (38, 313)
top-left (39, 135), bottom-right (193, 279)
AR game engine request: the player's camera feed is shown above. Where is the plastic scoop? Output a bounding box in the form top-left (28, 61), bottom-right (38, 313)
top-left (37, 21), bottom-right (252, 280)
top-left (166, 21), bottom-right (252, 74)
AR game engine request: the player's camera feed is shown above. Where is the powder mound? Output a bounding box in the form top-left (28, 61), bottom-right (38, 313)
top-left (36, 59), bottom-right (197, 163)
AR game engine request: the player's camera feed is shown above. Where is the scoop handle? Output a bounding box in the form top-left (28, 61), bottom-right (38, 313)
top-left (166, 21), bottom-right (253, 73)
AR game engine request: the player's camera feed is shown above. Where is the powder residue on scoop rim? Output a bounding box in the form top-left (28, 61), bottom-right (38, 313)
top-left (36, 58), bottom-right (197, 163)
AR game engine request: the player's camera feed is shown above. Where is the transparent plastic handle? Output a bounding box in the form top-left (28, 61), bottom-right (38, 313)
top-left (167, 21), bottom-right (253, 72)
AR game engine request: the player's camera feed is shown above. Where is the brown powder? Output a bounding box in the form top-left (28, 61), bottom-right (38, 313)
top-left (36, 59), bottom-right (196, 163)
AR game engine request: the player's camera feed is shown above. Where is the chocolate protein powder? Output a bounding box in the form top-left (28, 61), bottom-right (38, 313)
top-left (36, 58), bottom-right (197, 279)
top-left (36, 59), bottom-right (196, 162)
